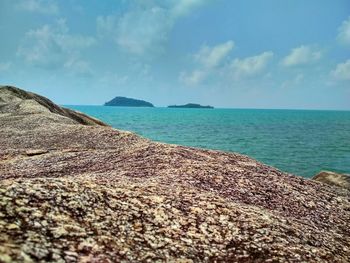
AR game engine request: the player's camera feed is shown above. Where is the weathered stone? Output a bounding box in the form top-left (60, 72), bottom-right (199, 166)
top-left (0, 86), bottom-right (349, 262)
top-left (313, 170), bottom-right (350, 190)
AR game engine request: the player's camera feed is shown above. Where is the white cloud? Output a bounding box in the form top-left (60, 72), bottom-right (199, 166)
top-left (115, 7), bottom-right (171, 55)
top-left (180, 42), bottom-right (271, 86)
top-left (281, 73), bottom-right (304, 90)
top-left (282, 45), bottom-right (322, 67)
top-left (179, 40), bottom-right (234, 86)
top-left (17, 19), bottom-right (95, 71)
top-left (64, 58), bottom-right (93, 76)
top-left (97, 0), bottom-right (210, 55)
top-left (179, 70), bottom-right (207, 86)
top-left (16, 0), bottom-right (58, 15)
top-left (0, 62), bottom-right (11, 72)
top-left (337, 16), bottom-right (350, 45)
top-left (331, 59), bottom-right (350, 81)
top-left (171, 0), bottom-right (210, 17)
top-left (195, 41), bottom-right (234, 68)
top-left (229, 51), bottom-right (274, 79)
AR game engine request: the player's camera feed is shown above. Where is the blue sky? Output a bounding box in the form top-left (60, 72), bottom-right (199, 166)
top-left (0, 0), bottom-right (349, 109)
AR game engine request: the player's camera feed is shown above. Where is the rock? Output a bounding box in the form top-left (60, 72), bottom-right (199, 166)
top-left (312, 171), bottom-right (350, 190)
top-left (0, 254), bottom-right (12, 263)
top-left (7, 223), bottom-right (19, 230)
top-left (51, 227), bottom-right (69, 238)
top-left (25, 149), bottom-right (49, 157)
top-left (0, 86), bottom-right (349, 262)
top-left (0, 85), bottom-right (108, 126)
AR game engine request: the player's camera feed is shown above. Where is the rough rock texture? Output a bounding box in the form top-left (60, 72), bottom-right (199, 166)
top-left (313, 171), bottom-right (350, 191)
top-left (0, 86), bottom-right (107, 127)
top-left (0, 86), bottom-right (349, 262)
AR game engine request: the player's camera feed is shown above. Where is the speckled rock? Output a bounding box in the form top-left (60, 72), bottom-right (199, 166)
top-left (313, 170), bottom-right (350, 190)
top-left (0, 86), bottom-right (349, 262)
top-left (0, 86), bottom-right (107, 127)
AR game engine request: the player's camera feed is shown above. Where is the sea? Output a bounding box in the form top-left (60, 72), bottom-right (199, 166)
top-left (66, 106), bottom-right (350, 178)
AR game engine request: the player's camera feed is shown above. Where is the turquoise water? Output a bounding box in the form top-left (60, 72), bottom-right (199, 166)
top-left (66, 106), bottom-right (350, 178)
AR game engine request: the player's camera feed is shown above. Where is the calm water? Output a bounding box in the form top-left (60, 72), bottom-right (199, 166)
top-left (66, 106), bottom-right (350, 178)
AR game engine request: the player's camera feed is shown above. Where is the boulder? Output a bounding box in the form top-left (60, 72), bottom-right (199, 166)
top-left (313, 170), bottom-right (350, 190)
top-left (0, 86), bottom-right (349, 262)
top-left (0, 85), bottom-right (108, 126)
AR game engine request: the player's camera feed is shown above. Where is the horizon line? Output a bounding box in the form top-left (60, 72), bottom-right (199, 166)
top-left (63, 104), bottom-right (350, 112)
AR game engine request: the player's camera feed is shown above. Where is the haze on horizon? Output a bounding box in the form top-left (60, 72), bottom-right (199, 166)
top-left (0, 0), bottom-right (349, 110)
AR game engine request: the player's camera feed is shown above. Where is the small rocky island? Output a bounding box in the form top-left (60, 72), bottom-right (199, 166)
top-left (0, 85), bottom-right (349, 262)
top-left (168, 103), bottom-right (214, 109)
top-left (104, 96), bottom-right (154, 107)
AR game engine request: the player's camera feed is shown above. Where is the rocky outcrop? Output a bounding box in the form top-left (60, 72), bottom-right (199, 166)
top-left (0, 86), bottom-right (349, 262)
top-left (313, 170), bottom-right (350, 190)
top-left (0, 85), bottom-right (108, 126)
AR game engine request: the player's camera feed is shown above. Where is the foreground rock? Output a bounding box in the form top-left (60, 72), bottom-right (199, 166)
top-left (0, 86), bottom-right (349, 262)
top-left (313, 170), bottom-right (350, 190)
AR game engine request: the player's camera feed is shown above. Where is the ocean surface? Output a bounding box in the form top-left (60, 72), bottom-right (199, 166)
top-left (66, 106), bottom-right (350, 178)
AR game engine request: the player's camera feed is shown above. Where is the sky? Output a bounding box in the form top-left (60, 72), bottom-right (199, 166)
top-left (0, 0), bottom-right (349, 109)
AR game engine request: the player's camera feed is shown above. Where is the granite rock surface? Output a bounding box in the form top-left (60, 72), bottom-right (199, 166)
top-left (313, 171), bottom-right (350, 191)
top-left (0, 86), bottom-right (349, 262)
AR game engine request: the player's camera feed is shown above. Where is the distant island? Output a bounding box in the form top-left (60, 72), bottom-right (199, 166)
top-left (104, 96), bottom-right (154, 107)
top-left (168, 103), bottom-right (214, 109)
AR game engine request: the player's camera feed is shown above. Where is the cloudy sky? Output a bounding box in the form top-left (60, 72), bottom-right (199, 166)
top-left (0, 0), bottom-right (349, 109)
